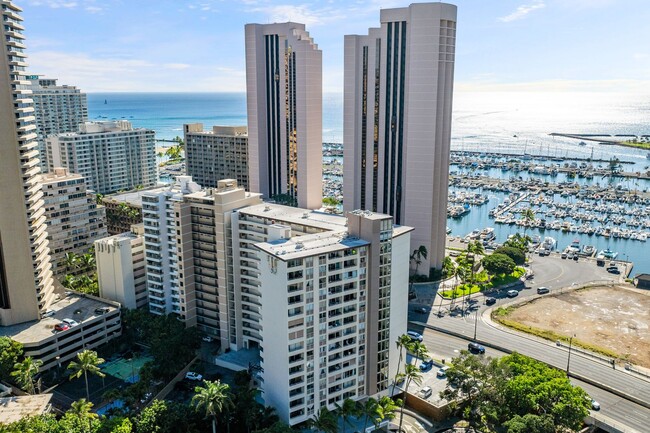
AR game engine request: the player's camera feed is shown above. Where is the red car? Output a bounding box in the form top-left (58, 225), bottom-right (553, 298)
top-left (54, 323), bottom-right (70, 332)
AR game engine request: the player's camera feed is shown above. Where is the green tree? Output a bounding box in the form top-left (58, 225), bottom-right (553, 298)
top-left (135, 400), bottom-right (204, 433)
top-left (503, 414), bottom-right (555, 433)
top-left (494, 246), bottom-right (526, 266)
top-left (503, 233), bottom-right (531, 254)
top-left (409, 341), bottom-right (430, 366)
top-left (0, 337), bottom-right (23, 381)
top-left (192, 380), bottom-right (233, 433)
top-left (373, 396), bottom-right (400, 430)
top-left (64, 252), bottom-right (80, 273)
top-left (481, 253), bottom-right (516, 276)
top-left (442, 256), bottom-right (456, 278)
top-left (393, 334), bottom-right (414, 388)
top-left (410, 245), bottom-right (428, 276)
top-left (308, 406), bottom-right (338, 433)
top-left (396, 364), bottom-right (422, 433)
top-left (0, 414), bottom-right (59, 433)
top-left (66, 399), bottom-right (99, 433)
top-left (256, 421), bottom-right (295, 433)
top-left (520, 208), bottom-right (536, 234)
top-left (359, 398), bottom-right (378, 432)
top-left (11, 356), bottom-right (42, 394)
top-left (334, 398), bottom-right (359, 433)
top-left (68, 350), bottom-right (106, 401)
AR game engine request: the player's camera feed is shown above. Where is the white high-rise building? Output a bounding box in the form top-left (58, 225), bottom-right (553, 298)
top-left (343, 2), bottom-right (457, 271)
top-left (0, 0), bottom-right (56, 326)
top-left (95, 224), bottom-right (148, 310)
top-left (47, 120), bottom-right (156, 195)
top-left (40, 167), bottom-right (107, 277)
top-left (25, 75), bottom-right (87, 171)
top-left (245, 22), bottom-right (323, 209)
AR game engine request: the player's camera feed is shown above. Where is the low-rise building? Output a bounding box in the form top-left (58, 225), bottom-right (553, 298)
top-left (95, 224), bottom-right (148, 310)
top-left (40, 167), bottom-right (107, 277)
top-left (0, 293), bottom-right (121, 371)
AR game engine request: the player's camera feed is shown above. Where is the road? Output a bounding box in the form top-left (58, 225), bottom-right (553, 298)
top-left (408, 254), bottom-right (650, 432)
top-left (415, 329), bottom-right (650, 433)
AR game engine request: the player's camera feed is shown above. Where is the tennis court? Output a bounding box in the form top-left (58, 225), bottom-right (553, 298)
top-left (102, 354), bottom-right (153, 383)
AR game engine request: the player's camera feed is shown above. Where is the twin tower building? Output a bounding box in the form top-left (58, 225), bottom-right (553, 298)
top-left (247, 3), bottom-right (456, 272)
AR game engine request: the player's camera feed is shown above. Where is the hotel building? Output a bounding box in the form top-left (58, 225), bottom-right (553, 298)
top-left (40, 167), bottom-right (107, 277)
top-left (95, 224), bottom-right (148, 310)
top-left (0, 0), bottom-right (56, 326)
top-left (245, 22), bottom-right (323, 209)
top-left (46, 120), bottom-right (156, 195)
top-left (343, 2), bottom-right (457, 270)
top-left (25, 75), bottom-right (87, 171)
top-left (184, 124), bottom-right (249, 190)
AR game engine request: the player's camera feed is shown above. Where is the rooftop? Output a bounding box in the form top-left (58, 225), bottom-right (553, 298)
top-left (104, 185), bottom-right (172, 207)
top-left (0, 394), bottom-right (53, 424)
top-left (240, 204), bottom-right (349, 232)
top-left (0, 293), bottom-right (119, 344)
top-left (255, 231), bottom-right (369, 261)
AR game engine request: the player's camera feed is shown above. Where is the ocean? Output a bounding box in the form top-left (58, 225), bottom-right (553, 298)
top-left (87, 91), bottom-right (650, 274)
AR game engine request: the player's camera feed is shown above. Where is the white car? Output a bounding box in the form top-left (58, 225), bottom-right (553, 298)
top-left (418, 386), bottom-right (432, 399)
top-left (185, 371), bottom-right (203, 381)
top-left (407, 331), bottom-right (423, 342)
top-left (62, 318), bottom-right (79, 327)
top-left (506, 290), bottom-right (519, 298)
top-left (202, 336), bottom-right (213, 343)
top-left (436, 366), bottom-right (450, 378)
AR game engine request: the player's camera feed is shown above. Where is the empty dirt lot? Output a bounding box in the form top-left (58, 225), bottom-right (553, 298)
top-left (504, 285), bottom-right (650, 368)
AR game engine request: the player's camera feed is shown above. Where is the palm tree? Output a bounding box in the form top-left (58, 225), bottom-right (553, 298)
top-left (68, 350), bottom-right (105, 401)
top-left (409, 341), bottom-right (429, 366)
top-left (78, 253), bottom-right (96, 272)
top-left (335, 398), bottom-right (359, 433)
top-left (520, 207), bottom-right (536, 235)
top-left (11, 357), bottom-right (42, 394)
top-left (61, 274), bottom-right (77, 290)
top-left (69, 398), bottom-right (98, 433)
top-left (192, 380), bottom-right (233, 433)
top-left (410, 245), bottom-right (428, 276)
top-left (64, 252), bottom-right (79, 273)
top-left (359, 398), bottom-right (378, 432)
top-left (309, 406), bottom-right (338, 433)
top-left (374, 396), bottom-right (400, 430)
top-left (393, 334), bottom-right (414, 389)
top-left (396, 364), bottom-right (422, 433)
top-left (466, 241), bottom-right (485, 306)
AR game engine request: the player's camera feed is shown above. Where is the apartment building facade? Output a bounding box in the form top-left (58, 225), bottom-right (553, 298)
top-left (40, 167), bottom-right (107, 277)
top-left (183, 124), bottom-right (249, 190)
top-left (0, 0), bottom-right (56, 326)
top-left (46, 120), bottom-right (156, 195)
top-left (95, 224), bottom-right (148, 310)
top-left (245, 22), bottom-right (323, 209)
top-left (25, 75), bottom-right (87, 171)
top-left (343, 2), bottom-right (457, 270)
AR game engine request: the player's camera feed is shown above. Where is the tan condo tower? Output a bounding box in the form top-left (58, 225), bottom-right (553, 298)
top-left (245, 22), bottom-right (323, 209)
top-left (343, 2), bottom-right (457, 272)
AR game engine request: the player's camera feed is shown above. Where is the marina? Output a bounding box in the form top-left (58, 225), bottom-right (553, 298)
top-left (447, 151), bottom-right (650, 273)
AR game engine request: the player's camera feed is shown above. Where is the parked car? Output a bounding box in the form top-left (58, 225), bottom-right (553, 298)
top-left (607, 267), bottom-right (620, 274)
top-left (468, 342), bottom-right (486, 354)
top-left (436, 366), bottom-right (450, 378)
top-left (94, 307), bottom-right (110, 315)
top-left (412, 306), bottom-right (429, 314)
top-left (506, 290), bottom-right (519, 298)
top-left (62, 318), bottom-right (79, 327)
top-left (407, 331), bottom-right (423, 342)
top-left (185, 372), bottom-right (203, 381)
top-left (418, 386), bottom-right (433, 399)
top-left (202, 336), bottom-right (214, 343)
top-left (561, 252), bottom-right (567, 259)
top-left (408, 290), bottom-right (417, 300)
top-left (536, 287), bottom-right (550, 294)
top-left (54, 323), bottom-right (70, 332)
top-left (590, 399), bottom-right (600, 411)
top-left (485, 297), bottom-right (497, 306)
top-left (42, 309), bottom-right (55, 318)
top-left (419, 360), bottom-right (434, 371)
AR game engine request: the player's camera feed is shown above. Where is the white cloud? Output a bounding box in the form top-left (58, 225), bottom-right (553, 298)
top-left (247, 4), bottom-right (346, 27)
top-left (85, 6), bottom-right (102, 13)
top-left (164, 63), bottom-right (191, 70)
top-left (498, 1), bottom-right (546, 23)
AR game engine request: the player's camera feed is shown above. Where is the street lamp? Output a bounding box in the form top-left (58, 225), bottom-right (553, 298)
top-left (566, 334), bottom-right (576, 376)
top-left (473, 307), bottom-right (479, 341)
top-left (55, 356), bottom-right (61, 380)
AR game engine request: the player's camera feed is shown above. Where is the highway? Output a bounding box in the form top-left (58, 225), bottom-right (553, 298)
top-left (408, 253), bottom-right (650, 432)
top-left (415, 330), bottom-right (650, 433)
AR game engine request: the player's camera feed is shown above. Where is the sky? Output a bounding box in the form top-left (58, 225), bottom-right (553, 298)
top-left (19, 0), bottom-right (650, 93)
